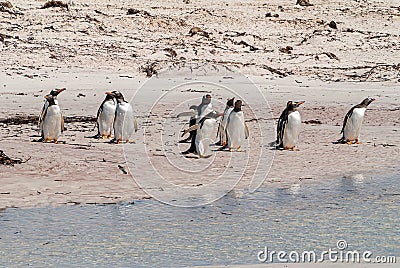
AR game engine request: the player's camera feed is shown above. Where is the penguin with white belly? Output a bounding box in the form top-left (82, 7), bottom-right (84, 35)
top-left (112, 91), bottom-right (138, 143)
top-left (39, 88), bottom-right (66, 140)
top-left (276, 101), bottom-right (305, 150)
top-left (96, 91), bottom-right (117, 139)
top-left (216, 97), bottom-right (235, 147)
top-left (42, 94), bottom-right (64, 143)
top-left (338, 97), bottom-right (375, 144)
top-left (226, 100), bottom-right (249, 152)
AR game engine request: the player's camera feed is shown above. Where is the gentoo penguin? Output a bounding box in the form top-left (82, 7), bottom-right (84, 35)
top-left (226, 100), bottom-right (249, 152)
top-left (338, 97), bottom-right (375, 144)
top-left (182, 112), bottom-right (221, 158)
top-left (276, 101), bottom-right (305, 150)
top-left (112, 91), bottom-right (138, 143)
top-left (178, 94), bottom-right (213, 143)
top-left (96, 91), bottom-right (117, 139)
top-left (217, 97), bottom-right (235, 146)
top-left (39, 88), bottom-right (66, 140)
top-left (42, 94), bottom-right (64, 143)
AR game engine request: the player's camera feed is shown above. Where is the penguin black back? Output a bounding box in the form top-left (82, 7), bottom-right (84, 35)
top-left (340, 97), bottom-right (375, 135)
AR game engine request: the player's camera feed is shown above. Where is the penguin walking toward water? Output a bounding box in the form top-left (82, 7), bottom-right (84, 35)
top-left (42, 94), bottom-right (64, 143)
top-left (338, 97), bottom-right (375, 144)
top-left (39, 88), bottom-right (66, 140)
top-left (217, 97), bottom-right (235, 147)
top-left (226, 100), bottom-right (249, 152)
top-left (276, 101), bottom-right (305, 150)
top-left (96, 91), bottom-right (117, 139)
top-left (112, 91), bottom-right (138, 143)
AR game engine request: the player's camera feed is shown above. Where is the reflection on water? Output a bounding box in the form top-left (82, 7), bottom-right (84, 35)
top-left (0, 174), bottom-right (399, 267)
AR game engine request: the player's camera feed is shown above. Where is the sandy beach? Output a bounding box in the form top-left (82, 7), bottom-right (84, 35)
top-left (1, 0), bottom-right (399, 209)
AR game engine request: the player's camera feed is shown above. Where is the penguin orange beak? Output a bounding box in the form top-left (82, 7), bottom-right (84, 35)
top-left (297, 101), bottom-right (305, 106)
top-left (56, 88), bottom-right (66, 93)
top-left (371, 98), bottom-right (375, 102)
top-left (105, 91), bottom-right (113, 95)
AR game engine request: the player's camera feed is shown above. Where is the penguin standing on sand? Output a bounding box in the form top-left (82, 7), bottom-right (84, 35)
top-left (39, 88), bottom-right (66, 140)
top-left (217, 97), bottom-right (235, 147)
top-left (226, 100), bottom-right (249, 152)
top-left (276, 101), bottom-right (305, 150)
top-left (338, 97), bottom-right (375, 144)
top-left (42, 94), bottom-right (64, 143)
top-left (178, 94), bottom-right (213, 143)
top-left (181, 112), bottom-right (221, 158)
top-left (112, 91), bottom-right (138, 143)
top-left (181, 94), bottom-right (217, 154)
top-left (96, 91), bottom-right (117, 139)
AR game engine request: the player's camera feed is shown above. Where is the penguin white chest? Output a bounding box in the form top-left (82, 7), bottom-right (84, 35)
top-left (114, 103), bottom-right (135, 142)
top-left (283, 111), bottom-right (301, 149)
top-left (98, 100), bottom-right (116, 137)
top-left (227, 111), bottom-right (246, 149)
top-left (344, 108), bottom-right (366, 140)
top-left (220, 107), bottom-right (234, 144)
top-left (43, 105), bottom-right (62, 141)
top-left (195, 118), bottom-right (217, 157)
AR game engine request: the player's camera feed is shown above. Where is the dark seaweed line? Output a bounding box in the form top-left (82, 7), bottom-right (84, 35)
top-left (0, 115), bottom-right (96, 125)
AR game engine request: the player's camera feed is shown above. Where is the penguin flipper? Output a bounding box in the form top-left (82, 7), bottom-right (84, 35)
top-left (277, 110), bottom-right (288, 146)
top-left (61, 114), bottom-right (65, 132)
top-left (177, 111), bottom-right (196, 118)
top-left (181, 124), bottom-right (199, 137)
top-left (134, 116), bottom-right (138, 132)
top-left (38, 103), bottom-right (46, 133)
top-left (244, 122), bottom-right (250, 139)
top-left (341, 107), bottom-right (354, 134)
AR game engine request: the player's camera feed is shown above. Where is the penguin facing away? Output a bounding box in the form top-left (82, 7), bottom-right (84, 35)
top-left (339, 97), bottom-right (375, 144)
top-left (218, 97), bottom-right (235, 147)
top-left (96, 91), bottom-right (117, 139)
top-left (112, 91), bottom-right (138, 143)
top-left (226, 100), bottom-right (249, 152)
top-left (42, 94), bottom-right (64, 143)
top-left (276, 101), bottom-right (305, 150)
top-left (39, 88), bottom-right (66, 139)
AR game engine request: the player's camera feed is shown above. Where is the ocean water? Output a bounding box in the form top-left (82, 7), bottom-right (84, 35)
top-left (0, 173), bottom-right (399, 267)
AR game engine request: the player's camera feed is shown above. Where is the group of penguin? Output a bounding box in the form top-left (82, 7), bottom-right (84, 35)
top-left (38, 88), bottom-right (375, 157)
top-left (38, 89), bottom-right (137, 143)
top-left (178, 95), bottom-right (375, 156)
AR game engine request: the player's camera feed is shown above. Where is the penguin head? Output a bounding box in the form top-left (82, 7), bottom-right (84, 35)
top-left (105, 91), bottom-right (116, 101)
top-left (294, 101), bottom-right (305, 108)
top-left (111, 91), bottom-right (125, 103)
top-left (226, 97), bottom-right (235, 107)
top-left (202, 94), bottom-right (212, 105)
top-left (286, 101), bottom-right (304, 110)
top-left (44, 94), bottom-right (57, 106)
top-left (50, 88), bottom-right (66, 96)
top-left (361, 97), bottom-right (375, 107)
top-left (234, 100), bottom-right (243, 112)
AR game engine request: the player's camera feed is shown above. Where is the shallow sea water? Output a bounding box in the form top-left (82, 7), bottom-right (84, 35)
top-left (0, 174), bottom-right (399, 267)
